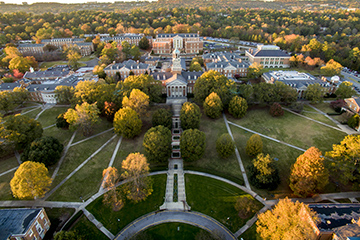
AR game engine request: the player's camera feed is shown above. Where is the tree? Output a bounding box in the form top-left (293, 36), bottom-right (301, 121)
top-left (10, 161), bottom-right (52, 199)
top-left (304, 83), bottom-right (325, 103)
top-left (216, 133), bottom-right (235, 158)
top-left (194, 70), bottom-right (235, 106)
top-left (189, 61), bottom-right (202, 71)
top-left (321, 59), bottom-right (343, 76)
top-left (290, 147), bottom-right (329, 197)
top-left (248, 153), bottom-right (279, 190)
top-left (73, 80), bottom-right (98, 104)
top-left (122, 74), bottom-right (162, 103)
top-left (103, 101), bottom-right (118, 122)
top-left (152, 108), bottom-right (172, 129)
top-left (246, 134), bottom-right (263, 156)
top-left (256, 198), bottom-right (319, 240)
top-left (64, 102), bottom-right (100, 136)
top-left (228, 96), bottom-right (248, 118)
top-left (180, 102), bottom-right (201, 130)
top-left (122, 89), bottom-right (149, 117)
top-left (121, 41), bottom-right (131, 59)
top-left (121, 153), bottom-right (153, 202)
top-left (54, 231), bottom-right (82, 240)
top-left (269, 102), bottom-right (284, 117)
top-left (9, 56), bottom-right (31, 73)
top-left (0, 114), bottom-right (43, 150)
top-left (203, 92), bottom-right (223, 119)
top-left (247, 62), bottom-right (264, 79)
top-left (274, 81), bottom-right (298, 104)
top-left (326, 135), bottom-right (360, 186)
top-left (348, 114), bottom-right (360, 129)
top-left (12, 87), bottom-right (28, 106)
top-left (235, 196), bottom-right (257, 219)
top-left (113, 107), bottom-right (142, 138)
top-left (335, 81), bottom-right (357, 99)
top-left (0, 91), bottom-right (16, 114)
top-left (180, 129), bottom-right (206, 162)
top-left (56, 113), bottom-right (69, 129)
top-left (130, 45), bottom-right (141, 60)
top-left (102, 167), bottom-right (124, 211)
top-left (139, 36), bottom-right (150, 50)
top-left (143, 125), bottom-right (172, 163)
top-left (21, 136), bottom-right (63, 167)
top-left (66, 49), bottom-right (81, 70)
top-left (55, 85), bottom-right (74, 104)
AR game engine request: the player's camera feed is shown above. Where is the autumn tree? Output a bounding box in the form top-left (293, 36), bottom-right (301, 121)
top-left (55, 85), bottom-right (75, 104)
top-left (228, 95), bottom-right (248, 118)
top-left (152, 108), bottom-right (172, 129)
top-left (139, 36), bottom-right (150, 50)
top-left (189, 61), bottom-right (202, 72)
top-left (321, 59), bottom-right (343, 76)
top-left (21, 136), bottom-right (63, 167)
top-left (248, 153), bottom-right (279, 190)
top-left (102, 167), bottom-right (124, 211)
top-left (203, 92), bottom-right (223, 119)
top-left (247, 62), bottom-right (264, 79)
top-left (348, 114), bottom-right (360, 129)
top-left (113, 107), bottom-right (142, 138)
top-left (12, 87), bottom-right (28, 106)
top-left (143, 125), bottom-right (172, 163)
top-left (0, 91), bottom-right (16, 114)
top-left (130, 45), bottom-right (141, 60)
top-left (122, 89), bottom-right (149, 117)
top-left (304, 83), bottom-right (325, 103)
top-left (326, 135), bottom-right (360, 186)
top-left (335, 81), bottom-right (357, 99)
top-left (122, 74), bottom-right (162, 103)
top-left (256, 198), bottom-right (319, 240)
top-left (180, 129), bottom-right (206, 162)
top-left (235, 196), bottom-right (258, 219)
top-left (10, 161), bottom-right (52, 199)
top-left (66, 49), bottom-right (81, 70)
top-left (180, 102), bottom-right (201, 130)
top-left (290, 147), bottom-right (329, 197)
top-left (64, 102), bottom-right (100, 136)
top-left (246, 134), bottom-right (263, 156)
top-left (121, 153), bottom-right (153, 202)
top-left (216, 133), bottom-right (235, 158)
top-left (104, 101), bottom-right (118, 122)
top-left (56, 113), bottom-right (69, 129)
top-left (269, 102), bottom-right (284, 117)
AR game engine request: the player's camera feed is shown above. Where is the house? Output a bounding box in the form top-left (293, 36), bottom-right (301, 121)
top-left (0, 208), bottom-right (50, 240)
top-left (345, 97), bottom-right (360, 113)
top-left (103, 60), bottom-right (150, 79)
top-left (245, 45), bottom-right (291, 68)
top-left (152, 33), bottom-right (203, 55)
top-left (262, 70), bottom-right (336, 98)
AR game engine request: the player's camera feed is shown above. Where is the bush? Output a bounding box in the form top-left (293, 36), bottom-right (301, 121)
top-left (246, 134), bottom-right (263, 156)
top-left (180, 102), bottom-right (201, 130)
top-left (180, 129), bottom-right (206, 162)
top-left (269, 102), bottom-right (284, 117)
top-left (248, 153), bottom-right (279, 190)
top-left (289, 102), bottom-right (303, 113)
top-left (348, 114), bottom-right (360, 129)
top-left (203, 92), bottom-right (223, 119)
top-left (152, 108), bottom-right (172, 129)
top-left (228, 95), bottom-right (248, 118)
top-left (216, 133), bottom-right (235, 158)
top-left (330, 99), bottom-right (346, 113)
top-left (56, 113), bottom-right (69, 129)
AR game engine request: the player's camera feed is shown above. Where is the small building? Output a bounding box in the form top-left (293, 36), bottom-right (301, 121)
top-left (103, 60), bottom-right (149, 79)
top-left (345, 97), bottom-right (360, 113)
top-left (262, 70), bottom-right (335, 98)
top-left (245, 45), bottom-right (291, 68)
top-left (0, 208), bottom-right (50, 240)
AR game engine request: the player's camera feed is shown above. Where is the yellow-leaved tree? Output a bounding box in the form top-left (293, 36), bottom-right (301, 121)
top-left (102, 167), bottom-right (124, 211)
top-left (10, 161), bottom-right (52, 199)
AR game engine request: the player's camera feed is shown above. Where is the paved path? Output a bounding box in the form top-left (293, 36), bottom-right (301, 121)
top-left (14, 150), bottom-right (21, 165)
top-left (83, 208), bottom-right (115, 239)
top-left (43, 124), bottom-right (56, 130)
top-left (223, 113), bottom-right (251, 189)
top-left (0, 167), bottom-right (18, 177)
top-left (21, 106), bottom-right (41, 115)
top-left (71, 128), bottom-right (114, 147)
top-left (114, 211), bottom-right (237, 240)
top-left (35, 104), bottom-right (54, 120)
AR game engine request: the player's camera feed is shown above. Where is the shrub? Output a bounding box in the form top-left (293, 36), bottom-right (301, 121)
top-left (269, 102), bottom-right (284, 117)
top-left (228, 95), bottom-right (248, 118)
top-left (246, 134), bottom-right (263, 156)
top-left (348, 114), bottom-right (360, 129)
top-left (330, 99), bottom-right (346, 113)
top-left (180, 129), bottom-right (206, 162)
top-left (216, 133), bottom-right (235, 158)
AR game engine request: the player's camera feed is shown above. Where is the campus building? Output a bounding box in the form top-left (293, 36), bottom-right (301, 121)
top-left (246, 45), bottom-right (291, 68)
top-left (152, 33), bottom-right (203, 55)
top-left (101, 33), bottom-right (153, 47)
top-left (103, 60), bottom-right (150, 79)
top-left (0, 208), bottom-right (50, 240)
top-left (18, 43), bottom-right (45, 55)
top-left (205, 61), bottom-right (249, 78)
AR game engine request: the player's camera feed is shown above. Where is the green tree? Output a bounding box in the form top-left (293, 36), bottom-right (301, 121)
top-left (10, 161), bottom-right (52, 199)
top-left (21, 136), bottom-right (63, 167)
top-left (0, 91), bottom-right (16, 114)
top-left (64, 102), bottom-right (100, 136)
top-left (122, 89), bottom-right (149, 117)
top-left (12, 87), bottom-right (28, 106)
top-left (121, 41), bottom-right (131, 59)
top-left (54, 231), bottom-right (82, 240)
top-left (180, 102), bottom-right (201, 130)
top-left (180, 129), bottom-right (206, 162)
top-left (253, 82), bottom-right (279, 104)
top-left (216, 133), bottom-right (235, 158)
top-left (246, 134), bottom-right (263, 156)
top-left (274, 81), bottom-right (298, 104)
top-left (321, 59), bottom-right (343, 76)
top-left (189, 61), bottom-right (202, 71)
top-left (290, 147), bottom-right (329, 197)
top-left (335, 81), bottom-right (357, 99)
top-left (0, 114), bottom-right (43, 150)
top-left (247, 62), bottom-right (264, 79)
top-left (228, 95), bottom-right (248, 118)
top-left (203, 92), bottom-right (223, 118)
top-left (130, 45), bottom-right (141, 60)
top-left (121, 153), bottom-right (153, 202)
top-left (235, 196), bottom-right (257, 219)
top-left (256, 198), bottom-right (319, 240)
top-left (56, 113), bottom-right (69, 129)
top-left (55, 85), bottom-right (75, 104)
top-left (194, 70), bottom-right (235, 106)
top-left (152, 108), bottom-right (172, 129)
top-left (122, 74), bottom-right (162, 103)
top-left (248, 153), bottom-right (279, 190)
top-left (143, 125), bottom-right (172, 163)
top-left (113, 107), bottom-right (142, 139)
top-left (348, 114), bottom-right (360, 129)
top-left (139, 36), bottom-right (150, 50)
top-left (304, 83), bottom-right (326, 103)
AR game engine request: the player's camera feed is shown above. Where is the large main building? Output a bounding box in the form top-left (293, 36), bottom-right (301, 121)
top-left (152, 33), bottom-right (203, 55)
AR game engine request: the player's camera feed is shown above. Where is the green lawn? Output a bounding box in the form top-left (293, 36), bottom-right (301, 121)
top-left (40, 61), bottom-right (67, 70)
top-left (184, 113), bottom-right (244, 184)
top-left (48, 138), bottom-right (119, 201)
top-left (86, 174), bottom-right (166, 235)
top-left (185, 174), bottom-right (263, 233)
top-left (301, 105), bottom-right (338, 127)
top-left (70, 215), bottom-right (108, 240)
top-left (239, 224), bottom-right (259, 240)
top-left (80, 55), bottom-right (96, 62)
top-left (43, 126), bottom-right (74, 146)
top-left (21, 107), bottom-right (42, 119)
top-left (139, 223), bottom-right (204, 240)
top-left (72, 117), bottom-right (113, 143)
top-left (36, 107), bottom-right (69, 128)
top-left (0, 172), bottom-right (14, 200)
top-left (0, 156), bottom-right (18, 173)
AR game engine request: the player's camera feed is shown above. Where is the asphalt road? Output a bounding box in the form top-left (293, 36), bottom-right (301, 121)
top-left (342, 71), bottom-right (360, 93)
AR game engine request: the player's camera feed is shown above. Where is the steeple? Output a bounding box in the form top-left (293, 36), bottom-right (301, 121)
top-left (171, 48), bottom-right (182, 74)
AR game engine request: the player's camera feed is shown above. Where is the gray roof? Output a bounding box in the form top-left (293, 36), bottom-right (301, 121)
top-left (150, 71), bottom-right (203, 83)
top-left (206, 61), bottom-right (249, 69)
top-left (24, 68), bottom-right (71, 80)
top-left (0, 82), bottom-right (21, 91)
top-left (353, 97), bottom-right (360, 106)
top-left (247, 49), bottom-right (290, 57)
top-left (203, 52), bottom-right (242, 61)
top-left (42, 38), bottom-right (84, 43)
top-left (0, 208), bottom-right (42, 240)
top-left (18, 43), bottom-right (45, 48)
top-left (104, 60), bottom-right (149, 71)
top-left (157, 33), bottom-right (199, 38)
top-left (262, 71), bottom-right (328, 89)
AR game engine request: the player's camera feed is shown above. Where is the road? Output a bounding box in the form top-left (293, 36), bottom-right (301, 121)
top-left (342, 71), bottom-right (360, 93)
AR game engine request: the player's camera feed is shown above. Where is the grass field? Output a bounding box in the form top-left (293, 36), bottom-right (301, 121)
top-left (239, 224), bottom-right (258, 240)
top-left (70, 215), bottom-right (108, 240)
top-left (43, 126), bottom-right (74, 146)
top-left (21, 107), bottom-right (42, 119)
top-left (86, 174), bottom-right (166, 235)
top-left (0, 156), bottom-right (18, 173)
top-left (72, 117), bottom-right (114, 143)
top-left (140, 223), bottom-right (204, 240)
top-left (36, 107), bottom-right (69, 128)
top-left (0, 172), bottom-right (14, 200)
top-left (185, 174), bottom-right (263, 233)
top-left (301, 105), bottom-right (338, 127)
top-left (40, 61), bottom-right (68, 70)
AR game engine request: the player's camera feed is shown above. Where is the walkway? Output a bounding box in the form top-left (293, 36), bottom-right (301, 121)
top-left (114, 211), bottom-right (237, 240)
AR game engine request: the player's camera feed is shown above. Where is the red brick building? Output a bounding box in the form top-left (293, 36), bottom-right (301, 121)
top-left (152, 33), bottom-right (203, 55)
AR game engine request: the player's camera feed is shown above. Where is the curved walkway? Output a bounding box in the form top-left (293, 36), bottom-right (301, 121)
top-left (114, 210), bottom-right (237, 240)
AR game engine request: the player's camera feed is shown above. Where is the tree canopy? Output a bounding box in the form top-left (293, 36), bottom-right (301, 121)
top-left (246, 134), bottom-right (263, 156)
top-left (102, 167), bottom-right (124, 211)
top-left (228, 95), bottom-right (248, 118)
top-left (335, 81), bottom-right (357, 99)
top-left (122, 89), bottom-right (149, 117)
top-left (248, 153), bottom-right (279, 190)
top-left (113, 107), bottom-right (142, 138)
top-left (180, 129), bottom-right (206, 162)
top-left (152, 108), bottom-right (172, 129)
top-left (143, 125), bottom-right (172, 163)
top-left (304, 83), bottom-right (326, 103)
top-left (180, 102), bottom-right (201, 130)
top-left (216, 133), bottom-right (235, 158)
top-left (203, 92), bottom-right (223, 119)
top-left (321, 59), bottom-right (343, 76)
